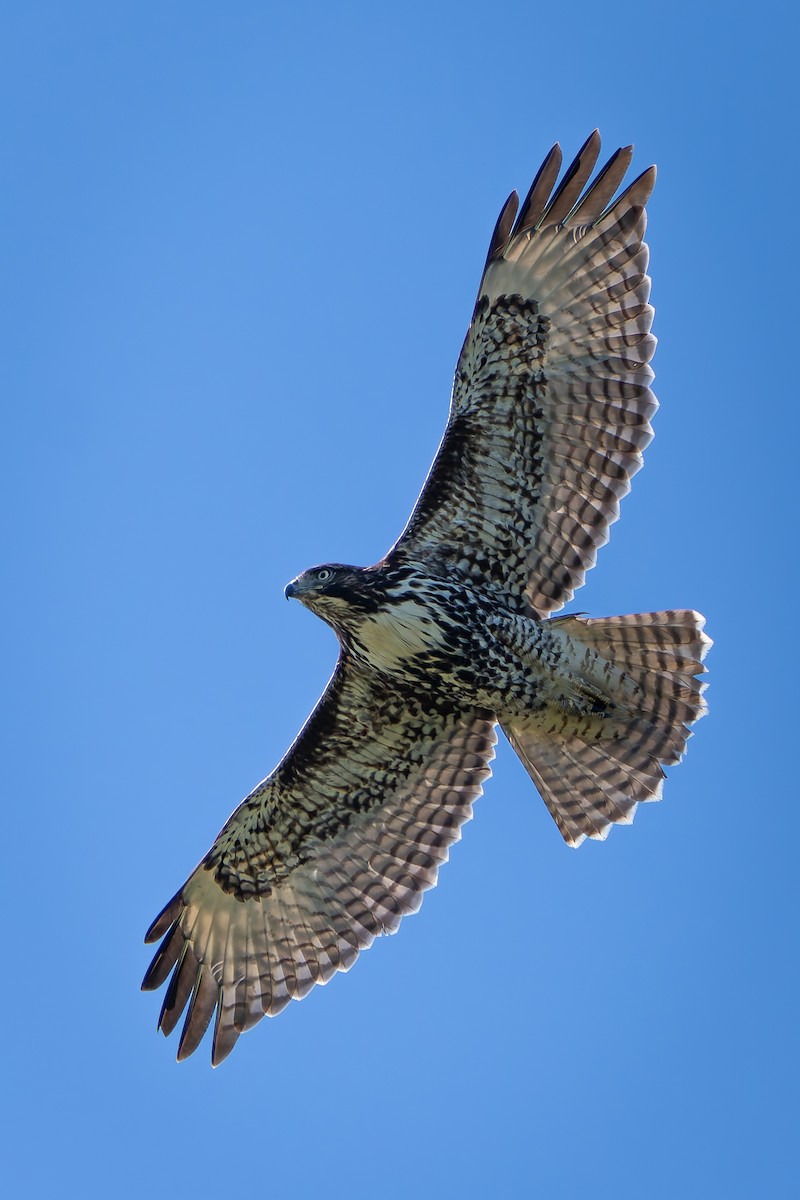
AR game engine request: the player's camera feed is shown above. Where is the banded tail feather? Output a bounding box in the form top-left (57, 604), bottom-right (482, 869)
top-left (502, 610), bottom-right (710, 846)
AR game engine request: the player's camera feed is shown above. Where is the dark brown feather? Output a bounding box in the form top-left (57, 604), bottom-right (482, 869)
top-left (482, 190), bottom-right (519, 272)
top-left (570, 145), bottom-right (633, 224)
top-left (512, 142), bottom-right (563, 236)
top-left (177, 967), bottom-right (219, 1061)
top-left (541, 129), bottom-right (601, 225)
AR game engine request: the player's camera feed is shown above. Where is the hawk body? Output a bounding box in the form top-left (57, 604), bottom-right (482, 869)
top-left (143, 132), bottom-right (710, 1064)
top-left (288, 562), bottom-right (583, 705)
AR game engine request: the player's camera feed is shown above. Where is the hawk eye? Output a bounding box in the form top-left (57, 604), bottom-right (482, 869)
top-left (317, 568), bottom-right (333, 582)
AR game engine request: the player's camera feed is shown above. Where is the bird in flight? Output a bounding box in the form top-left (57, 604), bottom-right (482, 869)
top-left (143, 132), bottom-right (710, 1065)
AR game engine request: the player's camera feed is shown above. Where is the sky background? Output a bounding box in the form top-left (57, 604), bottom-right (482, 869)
top-left (3, 2), bottom-right (797, 1196)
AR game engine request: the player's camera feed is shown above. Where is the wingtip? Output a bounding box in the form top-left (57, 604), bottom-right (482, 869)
top-left (510, 142), bottom-right (564, 238)
top-left (626, 164), bottom-right (658, 206)
top-left (505, 188), bottom-right (520, 218)
top-left (542, 132), bottom-right (603, 225)
top-left (141, 924), bottom-right (179, 991)
top-left (482, 189), bottom-right (520, 273)
top-left (144, 893), bottom-right (181, 943)
top-left (175, 966), bottom-right (219, 1061)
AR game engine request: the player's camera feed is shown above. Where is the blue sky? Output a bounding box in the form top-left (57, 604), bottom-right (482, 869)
top-left (3, 2), bottom-right (797, 1196)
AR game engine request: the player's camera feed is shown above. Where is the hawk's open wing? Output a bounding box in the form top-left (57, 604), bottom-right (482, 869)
top-left (387, 131), bottom-right (657, 617)
top-left (143, 658), bottom-right (496, 1064)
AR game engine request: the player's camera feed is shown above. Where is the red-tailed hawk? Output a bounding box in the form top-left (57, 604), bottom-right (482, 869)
top-left (143, 132), bottom-right (710, 1064)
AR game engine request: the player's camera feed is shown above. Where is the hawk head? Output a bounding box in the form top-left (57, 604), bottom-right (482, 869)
top-left (285, 563), bottom-right (384, 631)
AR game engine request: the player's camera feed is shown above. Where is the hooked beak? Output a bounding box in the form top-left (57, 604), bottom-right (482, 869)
top-left (284, 581), bottom-right (297, 600)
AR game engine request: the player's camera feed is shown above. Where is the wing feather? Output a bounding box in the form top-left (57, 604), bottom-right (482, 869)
top-left (569, 145), bottom-right (633, 224)
top-left (483, 190), bottom-right (519, 270)
top-left (538, 129), bottom-right (600, 226)
top-left (387, 135), bottom-right (657, 615)
top-left (514, 143), bottom-right (563, 236)
top-left (143, 658), bottom-right (496, 1063)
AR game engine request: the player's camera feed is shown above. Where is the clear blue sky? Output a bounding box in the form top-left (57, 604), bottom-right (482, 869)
top-left (3, 3), bottom-right (796, 1197)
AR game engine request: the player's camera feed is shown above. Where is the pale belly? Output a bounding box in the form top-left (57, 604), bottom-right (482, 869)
top-left (353, 596), bottom-right (447, 670)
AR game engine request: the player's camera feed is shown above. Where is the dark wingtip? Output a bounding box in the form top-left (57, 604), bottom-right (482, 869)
top-left (512, 142), bottom-right (563, 237)
top-left (569, 144), bottom-right (635, 225)
top-left (157, 945), bottom-right (195, 1036)
top-left (541, 130), bottom-right (602, 226)
top-left (141, 923), bottom-right (180, 991)
top-left (176, 967), bottom-right (219, 1061)
top-left (211, 1004), bottom-right (241, 1067)
top-left (144, 893), bottom-right (182, 944)
top-left (614, 163), bottom-right (657, 210)
top-left (483, 189), bottom-right (519, 270)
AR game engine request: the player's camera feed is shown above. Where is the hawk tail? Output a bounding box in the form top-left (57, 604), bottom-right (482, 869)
top-left (501, 610), bottom-right (710, 846)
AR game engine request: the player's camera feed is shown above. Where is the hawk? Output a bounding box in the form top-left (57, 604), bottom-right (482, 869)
top-left (143, 132), bottom-right (710, 1064)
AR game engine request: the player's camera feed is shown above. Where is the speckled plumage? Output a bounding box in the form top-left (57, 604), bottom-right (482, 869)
top-left (143, 133), bottom-right (710, 1064)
